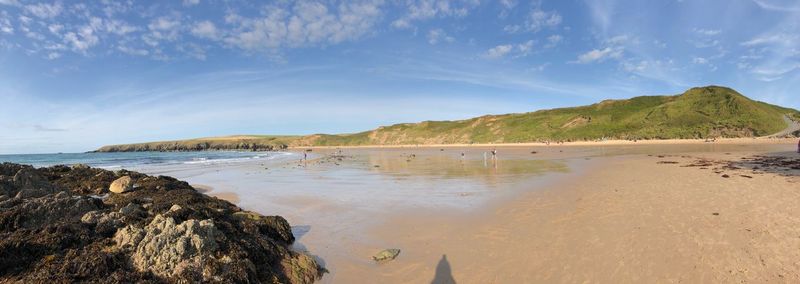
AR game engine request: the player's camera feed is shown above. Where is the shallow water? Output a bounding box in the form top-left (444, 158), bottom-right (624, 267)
top-left (0, 151), bottom-right (298, 169)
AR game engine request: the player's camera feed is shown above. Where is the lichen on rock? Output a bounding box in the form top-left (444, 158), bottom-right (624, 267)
top-left (114, 214), bottom-right (220, 279)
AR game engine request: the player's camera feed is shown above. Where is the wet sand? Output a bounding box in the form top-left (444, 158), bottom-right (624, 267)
top-left (138, 139), bottom-right (800, 283)
top-left (192, 183), bottom-right (241, 204)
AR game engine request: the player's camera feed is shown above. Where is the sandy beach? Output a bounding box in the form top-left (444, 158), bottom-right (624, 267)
top-left (137, 139), bottom-right (800, 283)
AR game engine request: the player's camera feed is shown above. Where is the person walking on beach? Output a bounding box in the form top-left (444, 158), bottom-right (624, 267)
top-left (491, 148), bottom-right (497, 159)
top-left (797, 138), bottom-right (800, 154)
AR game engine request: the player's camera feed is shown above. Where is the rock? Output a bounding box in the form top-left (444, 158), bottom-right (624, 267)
top-left (81, 210), bottom-right (125, 235)
top-left (1, 190), bottom-right (102, 229)
top-left (282, 253), bottom-right (323, 284)
top-left (114, 214), bottom-right (220, 279)
top-left (372, 249), bottom-right (401, 262)
top-left (233, 211), bottom-right (295, 244)
top-left (71, 164), bottom-right (90, 170)
top-left (119, 203), bottom-right (146, 218)
top-left (9, 168), bottom-right (57, 198)
top-left (109, 176), bottom-right (134, 193)
top-left (0, 162), bottom-right (324, 283)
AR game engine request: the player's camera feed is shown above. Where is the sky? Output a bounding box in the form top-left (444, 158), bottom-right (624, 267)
top-left (0, 0), bottom-right (798, 154)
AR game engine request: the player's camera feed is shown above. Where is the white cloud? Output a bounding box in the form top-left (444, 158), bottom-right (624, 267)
top-left (191, 21), bottom-right (218, 40)
top-left (485, 40), bottom-right (534, 59)
top-left (486, 44), bottom-right (513, 58)
top-left (693, 28), bottom-right (721, 36)
top-left (183, 0), bottom-right (200, 6)
top-left (502, 25), bottom-right (520, 33)
top-left (46, 52), bottom-right (61, 60)
top-left (741, 33), bottom-right (797, 46)
top-left (505, 6), bottom-right (562, 34)
top-left (0, 0), bottom-right (20, 6)
top-left (0, 13), bottom-right (12, 34)
top-left (499, 0), bottom-right (516, 9)
top-left (225, 1), bottom-right (383, 51)
top-left (517, 40), bottom-right (534, 56)
top-left (427, 28), bottom-right (454, 45)
top-left (117, 45), bottom-right (149, 56)
top-left (392, 0), bottom-right (478, 29)
top-left (24, 2), bottom-right (63, 19)
top-left (178, 43), bottom-right (206, 60)
top-left (739, 24), bottom-right (799, 82)
top-left (692, 57), bottom-right (708, 64)
top-left (47, 24), bottom-right (63, 35)
top-left (64, 26), bottom-right (99, 52)
top-left (104, 20), bottom-right (138, 35)
top-left (575, 47), bottom-right (622, 63)
top-left (544, 34), bottom-right (562, 48)
top-left (145, 17), bottom-right (182, 45)
top-left (149, 17), bottom-right (180, 32)
top-left (44, 43), bottom-right (66, 50)
top-left (750, 0), bottom-right (800, 12)
top-left (526, 8), bottom-right (561, 32)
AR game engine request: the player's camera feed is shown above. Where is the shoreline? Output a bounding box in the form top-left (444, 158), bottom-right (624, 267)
top-left (290, 137), bottom-right (799, 150)
top-left (192, 183), bottom-right (241, 204)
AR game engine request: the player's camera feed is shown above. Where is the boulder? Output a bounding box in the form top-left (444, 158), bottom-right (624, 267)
top-left (233, 211), bottom-right (295, 244)
top-left (81, 210), bottom-right (125, 236)
top-left (114, 214), bottom-right (221, 280)
top-left (119, 203), bottom-right (146, 219)
top-left (109, 176), bottom-right (134, 193)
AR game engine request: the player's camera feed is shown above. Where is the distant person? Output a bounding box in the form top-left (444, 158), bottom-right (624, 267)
top-left (303, 152), bottom-right (307, 161)
top-left (797, 139), bottom-right (800, 154)
top-left (491, 148), bottom-right (497, 159)
top-left (461, 152), bottom-right (465, 159)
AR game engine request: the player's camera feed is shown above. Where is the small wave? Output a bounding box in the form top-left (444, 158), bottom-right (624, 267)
top-left (183, 157), bottom-right (253, 165)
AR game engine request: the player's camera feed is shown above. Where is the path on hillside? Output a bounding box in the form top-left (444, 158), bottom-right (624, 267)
top-left (767, 115), bottom-right (800, 138)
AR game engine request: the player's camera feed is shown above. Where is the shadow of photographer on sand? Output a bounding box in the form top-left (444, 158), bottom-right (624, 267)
top-left (431, 254), bottom-right (456, 284)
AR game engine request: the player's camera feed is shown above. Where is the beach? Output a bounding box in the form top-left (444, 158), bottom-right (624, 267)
top-left (124, 138), bottom-right (800, 283)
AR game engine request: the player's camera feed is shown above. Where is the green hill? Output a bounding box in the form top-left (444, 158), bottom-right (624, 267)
top-left (293, 86), bottom-right (799, 146)
top-left (95, 86), bottom-right (800, 151)
top-left (93, 135), bottom-right (299, 152)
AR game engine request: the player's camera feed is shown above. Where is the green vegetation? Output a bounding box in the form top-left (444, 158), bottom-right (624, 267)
top-left (94, 135), bottom-right (300, 152)
top-left (96, 86), bottom-right (800, 151)
top-left (296, 86), bottom-right (799, 146)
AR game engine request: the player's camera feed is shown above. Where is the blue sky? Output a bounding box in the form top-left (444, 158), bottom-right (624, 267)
top-left (0, 0), bottom-right (798, 154)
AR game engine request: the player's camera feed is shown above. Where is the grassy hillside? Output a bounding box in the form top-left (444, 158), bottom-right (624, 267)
top-left (293, 86), bottom-right (799, 146)
top-left (95, 86), bottom-right (800, 151)
top-left (94, 135), bottom-right (299, 152)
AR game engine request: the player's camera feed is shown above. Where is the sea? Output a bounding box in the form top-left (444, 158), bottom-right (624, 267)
top-left (0, 151), bottom-right (300, 170)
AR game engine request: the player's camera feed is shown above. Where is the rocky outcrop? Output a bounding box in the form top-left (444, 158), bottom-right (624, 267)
top-left (0, 162), bottom-right (323, 283)
top-left (94, 136), bottom-right (290, 153)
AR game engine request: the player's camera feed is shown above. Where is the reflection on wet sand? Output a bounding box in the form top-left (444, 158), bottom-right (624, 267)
top-left (363, 150), bottom-right (569, 187)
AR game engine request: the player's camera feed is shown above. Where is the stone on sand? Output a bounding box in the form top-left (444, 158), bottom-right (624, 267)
top-left (373, 249), bottom-right (401, 262)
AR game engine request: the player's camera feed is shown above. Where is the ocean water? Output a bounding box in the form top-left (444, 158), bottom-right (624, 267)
top-left (0, 151), bottom-right (299, 169)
